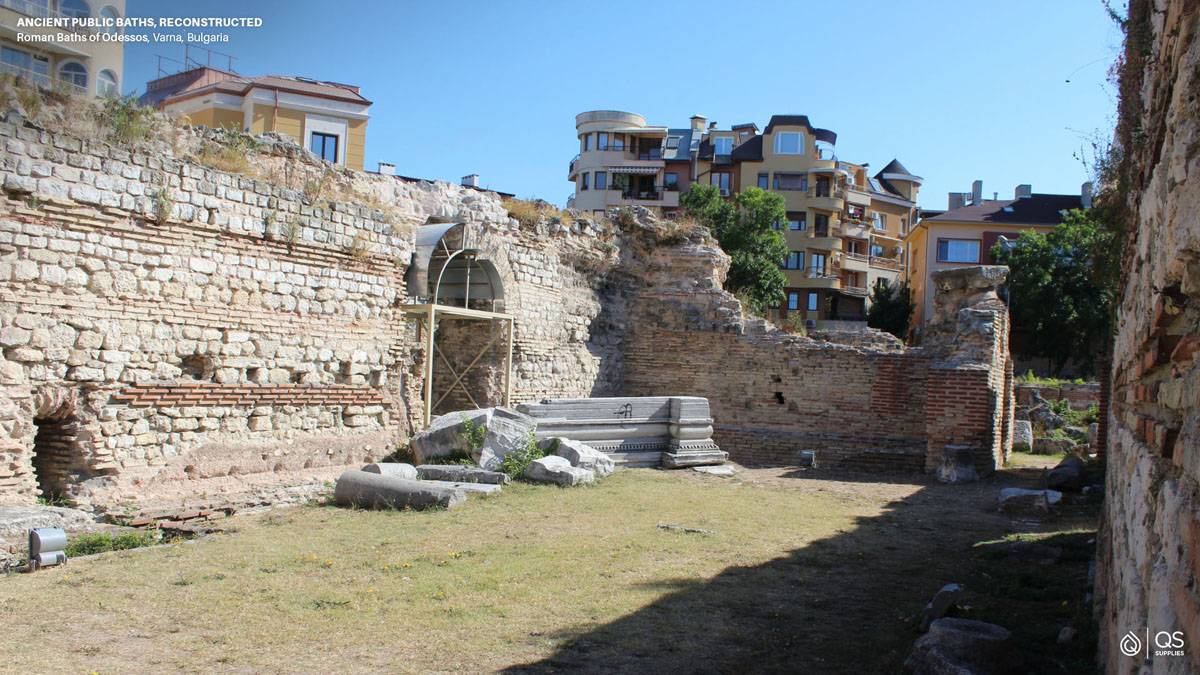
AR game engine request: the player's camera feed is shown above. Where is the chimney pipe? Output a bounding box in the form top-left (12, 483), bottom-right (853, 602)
top-left (1081, 181), bottom-right (1093, 209)
top-left (971, 180), bottom-right (983, 205)
top-left (689, 115), bottom-right (706, 132)
top-left (1015, 184), bottom-right (1032, 199)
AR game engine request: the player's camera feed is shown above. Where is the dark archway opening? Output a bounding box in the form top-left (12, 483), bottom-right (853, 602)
top-left (32, 414), bottom-right (77, 501)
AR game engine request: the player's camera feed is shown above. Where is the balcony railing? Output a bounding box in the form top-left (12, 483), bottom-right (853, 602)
top-left (844, 251), bottom-right (868, 262)
top-left (869, 257), bottom-right (903, 270)
top-left (569, 154), bottom-right (579, 174)
top-left (613, 184), bottom-right (676, 201)
top-left (0, 62), bottom-right (87, 96)
top-left (0, 0), bottom-right (100, 33)
top-left (807, 266), bottom-right (834, 279)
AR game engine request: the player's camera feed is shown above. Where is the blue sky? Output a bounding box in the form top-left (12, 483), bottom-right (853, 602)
top-left (125, 1), bottom-right (1123, 210)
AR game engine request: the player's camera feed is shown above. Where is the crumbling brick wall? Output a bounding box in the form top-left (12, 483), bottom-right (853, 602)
top-left (623, 238), bottom-right (1013, 473)
top-left (1095, 1), bottom-right (1200, 672)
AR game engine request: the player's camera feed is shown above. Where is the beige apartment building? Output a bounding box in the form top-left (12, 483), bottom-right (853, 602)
top-left (906, 180), bottom-right (1089, 341)
top-left (569, 110), bottom-right (920, 328)
top-left (0, 0), bottom-right (125, 98)
top-left (140, 67), bottom-right (371, 171)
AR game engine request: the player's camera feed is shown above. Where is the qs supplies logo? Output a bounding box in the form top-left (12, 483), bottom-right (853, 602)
top-left (1120, 627), bottom-right (1186, 659)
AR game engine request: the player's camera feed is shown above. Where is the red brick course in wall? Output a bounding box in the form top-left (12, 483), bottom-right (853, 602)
top-left (111, 383), bottom-right (391, 408)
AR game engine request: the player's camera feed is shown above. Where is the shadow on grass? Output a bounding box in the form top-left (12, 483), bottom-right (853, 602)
top-left (502, 470), bottom-right (1098, 675)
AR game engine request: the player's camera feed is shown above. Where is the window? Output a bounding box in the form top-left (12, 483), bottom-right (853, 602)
top-left (815, 177), bottom-right (831, 197)
top-left (771, 221), bottom-right (783, 230)
top-left (97, 69), bottom-right (118, 97)
top-left (789, 215), bottom-right (805, 231)
top-left (59, 0), bottom-right (90, 19)
top-left (937, 239), bottom-right (981, 263)
top-left (597, 133), bottom-right (608, 150)
top-left (583, 134), bottom-right (591, 152)
top-left (814, 213), bottom-right (829, 236)
top-left (100, 6), bottom-right (120, 34)
top-left (901, 217), bottom-right (909, 235)
top-left (664, 173), bottom-right (678, 190)
top-left (808, 292), bottom-right (819, 311)
top-left (581, 173), bottom-right (589, 190)
top-left (1, 47), bottom-right (49, 81)
top-left (57, 61), bottom-right (87, 89)
top-left (310, 132), bottom-right (338, 163)
top-left (873, 212), bottom-right (886, 231)
top-left (783, 251), bottom-right (804, 270)
top-left (713, 137), bottom-right (732, 155)
top-left (870, 244), bottom-right (885, 258)
top-left (711, 172), bottom-right (730, 192)
top-left (846, 240), bottom-right (863, 255)
top-left (788, 292), bottom-right (800, 311)
top-left (612, 133), bottom-right (625, 150)
top-left (757, 173), bottom-right (768, 190)
top-left (774, 132), bottom-right (804, 155)
top-left (811, 253), bottom-right (826, 277)
top-left (666, 136), bottom-right (681, 149)
top-left (773, 173), bottom-right (806, 191)
top-left (594, 171), bottom-right (607, 190)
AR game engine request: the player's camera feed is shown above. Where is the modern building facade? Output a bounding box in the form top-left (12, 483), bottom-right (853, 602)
top-left (0, 0), bottom-right (125, 98)
top-left (906, 180), bottom-right (1090, 338)
top-left (568, 110), bottom-right (921, 328)
top-left (140, 67), bottom-right (371, 171)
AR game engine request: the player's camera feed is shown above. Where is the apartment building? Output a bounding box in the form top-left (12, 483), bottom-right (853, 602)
top-left (568, 110), bottom-right (921, 328)
top-left (0, 0), bottom-right (125, 98)
top-left (906, 180), bottom-right (1090, 338)
top-left (140, 66), bottom-right (371, 171)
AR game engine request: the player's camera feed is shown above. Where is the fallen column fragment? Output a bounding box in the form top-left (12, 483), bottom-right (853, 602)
top-left (334, 470), bottom-right (466, 510)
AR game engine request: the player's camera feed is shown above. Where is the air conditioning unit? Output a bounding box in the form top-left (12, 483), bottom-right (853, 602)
top-left (894, 245), bottom-right (903, 254)
top-left (718, 188), bottom-right (730, 197)
top-left (804, 319), bottom-right (817, 329)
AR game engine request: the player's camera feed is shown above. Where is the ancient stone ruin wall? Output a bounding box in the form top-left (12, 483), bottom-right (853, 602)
top-left (622, 240), bottom-right (1013, 473)
top-left (0, 111), bottom-right (518, 512)
top-left (1096, 1), bottom-right (1200, 671)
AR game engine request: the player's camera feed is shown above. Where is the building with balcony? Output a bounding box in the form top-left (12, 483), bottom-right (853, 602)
top-left (567, 110), bottom-right (920, 329)
top-left (140, 66), bottom-right (371, 171)
top-left (906, 180), bottom-right (1090, 339)
top-left (0, 0), bottom-right (125, 98)
top-left (567, 110), bottom-right (698, 216)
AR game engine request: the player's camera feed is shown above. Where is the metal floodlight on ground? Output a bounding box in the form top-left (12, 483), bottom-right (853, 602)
top-left (28, 527), bottom-right (67, 572)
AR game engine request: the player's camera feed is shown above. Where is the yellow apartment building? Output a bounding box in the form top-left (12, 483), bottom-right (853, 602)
top-left (0, 0), bottom-right (125, 98)
top-left (140, 66), bottom-right (371, 171)
top-left (906, 180), bottom-right (1090, 341)
top-left (567, 111), bottom-right (921, 328)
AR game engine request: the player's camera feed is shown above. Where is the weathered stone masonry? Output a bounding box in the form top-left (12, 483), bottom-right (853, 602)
top-left (1095, 2), bottom-right (1200, 672)
top-left (0, 103), bottom-right (1015, 515)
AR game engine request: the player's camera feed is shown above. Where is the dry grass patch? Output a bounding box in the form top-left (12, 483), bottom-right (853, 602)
top-left (0, 466), bottom-right (1094, 673)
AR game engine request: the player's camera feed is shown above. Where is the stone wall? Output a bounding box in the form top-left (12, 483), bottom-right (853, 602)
top-left (1013, 382), bottom-right (1101, 410)
top-left (0, 93), bottom-right (1017, 515)
top-left (622, 236), bottom-right (1013, 473)
top-left (1095, 1), bottom-right (1200, 672)
top-left (0, 109), bottom-right (516, 513)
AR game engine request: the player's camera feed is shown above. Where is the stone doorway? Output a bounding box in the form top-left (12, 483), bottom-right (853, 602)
top-left (30, 388), bottom-right (78, 501)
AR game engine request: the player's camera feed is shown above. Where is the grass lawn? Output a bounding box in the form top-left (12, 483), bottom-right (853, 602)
top-left (0, 461), bottom-right (1099, 673)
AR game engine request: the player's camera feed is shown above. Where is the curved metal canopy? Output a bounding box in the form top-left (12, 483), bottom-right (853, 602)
top-left (405, 223), bottom-right (504, 307)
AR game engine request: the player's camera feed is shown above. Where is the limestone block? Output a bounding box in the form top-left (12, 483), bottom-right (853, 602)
top-left (416, 464), bottom-right (510, 485)
top-left (997, 488), bottom-right (1062, 515)
top-left (1012, 420), bottom-right (1033, 452)
top-left (524, 456), bottom-right (594, 486)
top-left (552, 437), bottom-right (614, 477)
top-left (361, 462), bottom-right (418, 480)
top-left (333, 470), bottom-right (465, 510)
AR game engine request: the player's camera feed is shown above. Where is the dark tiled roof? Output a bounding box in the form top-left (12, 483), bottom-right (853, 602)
top-left (763, 114), bottom-right (812, 133)
top-left (730, 135), bottom-right (763, 161)
top-left (662, 128), bottom-right (693, 161)
top-left (140, 67), bottom-right (371, 109)
top-left (875, 158), bottom-right (915, 177)
top-left (923, 194), bottom-right (1083, 225)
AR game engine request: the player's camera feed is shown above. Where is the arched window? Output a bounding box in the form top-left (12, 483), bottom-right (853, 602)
top-left (58, 61), bottom-right (87, 90)
top-left (97, 69), bottom-right (117, 97)
top-left (100, 6), bottom-right (119, 34)
top-left (59, 0), bottom-right (90, 20)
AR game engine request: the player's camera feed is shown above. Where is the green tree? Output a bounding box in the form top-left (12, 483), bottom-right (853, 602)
top-left (866, 279), bottom-right (915, 340)
top-left (679, 185), bottom-right (788, 314)
top-left (991, 208), bottom-right (1117, 376)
